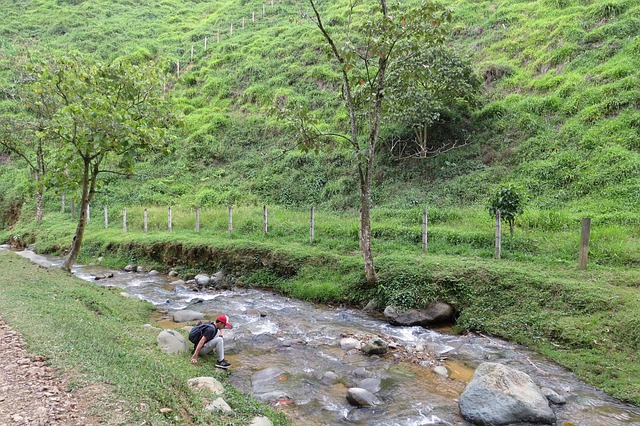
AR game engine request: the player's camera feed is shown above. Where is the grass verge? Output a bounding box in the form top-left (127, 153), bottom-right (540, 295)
top-left (0, 250), bottom-right (290, 426)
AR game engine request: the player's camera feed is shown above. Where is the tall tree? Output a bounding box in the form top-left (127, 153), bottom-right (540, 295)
top-left (0, 55), bottom-right (49, 223)
top-left (31, 54), bottom-right (175, 271)
top-left (278, 0), bottom-right (459, 285)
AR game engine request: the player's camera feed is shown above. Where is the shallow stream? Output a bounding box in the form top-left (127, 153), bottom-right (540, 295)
top-left (8, 248), bottom-right (640, 426)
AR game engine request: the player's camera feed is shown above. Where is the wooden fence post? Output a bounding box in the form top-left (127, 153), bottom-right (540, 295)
top-left (263, 204), bottom-right (268, 235)
top-left (86, 203), bottom-right (90, 224)
top-left (195, 206), bottom-right (200, 233)
top-left (310, 207), bottom-right (315, 244)
top-left (422, 209), bottom-right (428, 253)
top-left (242, 17), bottom-right (245, 29)
top-left (176, 60), bottom-right (180, 78)
top-left (143, 208), bottom-right (148, 233)
top-left (228, 205), bottom-right (233, 237)
top-left (252, 11), bottom-right (255, 22)
top-left (123, 208), bottom-right (127, 233)
top-left (263, 3), bottom-right (265, 16)
top-left (204, 36), bottom-right (207, 51)
top-left (358, 209), bottom-right (363, 250)
top-left (168, 206), bottom-right (172, 232)
top-left (104, 206), bottom-right (108, 229)
top-left (495, 210), bottom-right (502, 259)
top-left (578, 218), bottom-right (591, 270)
top-left (230, 23), bottom-right (233, 36)
top-left (190, 45), bottom-right (194, 62)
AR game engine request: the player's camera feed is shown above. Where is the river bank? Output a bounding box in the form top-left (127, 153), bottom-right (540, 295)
top-left (0, 250), bottom-right (289, 425)
top-left (2, 247), bottom-right (640, 425)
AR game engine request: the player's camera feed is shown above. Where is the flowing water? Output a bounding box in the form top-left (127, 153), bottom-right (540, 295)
top-left (6, 248), bottom-right (640, 425)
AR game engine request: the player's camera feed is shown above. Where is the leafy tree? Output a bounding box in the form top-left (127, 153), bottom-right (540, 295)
top-left (30, 54), bottom-right (176, 271)
top-left (489, 183), bottom-right (527, 237)
top-left (0, 54), bottom-right (49, 223)
top-left (277, 0), bottom-right (460, 285)
top-left (385, 45), bottom-right (481, 158)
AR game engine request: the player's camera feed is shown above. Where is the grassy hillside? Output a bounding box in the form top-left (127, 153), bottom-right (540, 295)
top-left (1, 0), bottom-right (639, 216)
top-left (1, 0), bottom-right (640, 408)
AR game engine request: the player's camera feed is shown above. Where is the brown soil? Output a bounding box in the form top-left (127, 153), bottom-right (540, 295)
top-left (0, 317), bottom-right (104, 426)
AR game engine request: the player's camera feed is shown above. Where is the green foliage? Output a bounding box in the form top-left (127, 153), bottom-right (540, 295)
top-left (488, 183), bottom-right (527, 234)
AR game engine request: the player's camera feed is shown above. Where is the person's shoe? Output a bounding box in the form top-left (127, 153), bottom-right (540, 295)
top-left (215, 359), bottom-right (231, 369)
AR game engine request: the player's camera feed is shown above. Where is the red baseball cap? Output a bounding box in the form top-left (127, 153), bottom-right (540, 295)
top-left (216, 314), bottom-right (231, 327)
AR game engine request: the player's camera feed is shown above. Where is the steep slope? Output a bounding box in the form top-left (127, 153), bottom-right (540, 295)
top-left (0, 0), bottom-right (639, 219)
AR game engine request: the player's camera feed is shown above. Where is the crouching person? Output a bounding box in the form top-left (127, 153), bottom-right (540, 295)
top-left (189, 314), bottom-right (233, 369)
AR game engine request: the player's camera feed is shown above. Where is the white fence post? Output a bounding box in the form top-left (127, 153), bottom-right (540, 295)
top-left (495, 210), bottom-right (502, 259)
top-left (422, 209), bottom-right (428, 253)
top-left (310, 207), bottom-right (315, 243)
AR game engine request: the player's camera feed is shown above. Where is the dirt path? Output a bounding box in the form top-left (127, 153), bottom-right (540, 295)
top-left (0, 317), bottom-right (103, 426)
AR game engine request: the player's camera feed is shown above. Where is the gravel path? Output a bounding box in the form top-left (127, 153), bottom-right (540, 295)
top-left (0, 317), bottom-right (103, 426)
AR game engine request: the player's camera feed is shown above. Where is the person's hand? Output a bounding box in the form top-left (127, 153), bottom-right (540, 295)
top-left (191, 355), bottom-right (198, 364)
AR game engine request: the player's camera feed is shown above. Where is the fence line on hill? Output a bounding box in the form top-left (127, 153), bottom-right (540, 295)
top-left (70, 200), bottom-right (593, 269)
top-left (173, 0), bottom-right (297, 79)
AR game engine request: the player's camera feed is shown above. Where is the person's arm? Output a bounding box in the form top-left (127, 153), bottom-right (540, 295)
top-left (191, 335), bottom-right (207, 363)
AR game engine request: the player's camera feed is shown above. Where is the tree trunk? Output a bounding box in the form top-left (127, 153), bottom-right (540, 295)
top-left (35, 140), bottom-right (44, 224)
top-left (63, 158), bottom-right (97, 272)
top-left (359, 166), bottom-right (377, 285)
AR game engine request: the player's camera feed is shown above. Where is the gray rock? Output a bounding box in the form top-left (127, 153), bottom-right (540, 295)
top-left (194, 274), bottom-right (211, 286)
top-left (171, 279), bottom-right (186, 286)
top-left (156, 329), bottom-right (189, 355)
top-left (363, 299), bottom-right (377, 312)
top-left (384, 302), bottom-right (454, 326)
top-left (320, 371), bottom-right (339, 385)
top-left (168, 270), bottom-right (179, 277)
top-left (204, 397), bottom-right (233, 413)
top-left (541, 387), bottom-right (566, 405)
top-left (249, 416), bottom-right (273, 426)
top-left (346, 387), bottom-right (382, 407)
top-left (148, 269), bottom-right (160, 275)
top-left (340, 337), bottom-right (361, 350)
top-left (357, 377), bottom-right (381, 393)
top-left (172, 309), bottom-right (204, 322)
top-left (136, 265), bottom-right (145, 273)
top-left (187, 377), bottom-right (224, 395)
top-left (361, 338), bottom-right (388, 355)
top-left (124, 264), bottom-right (136, 272)
top-left (211, 270), bottom-right (225, 284)
top-left (458, 362), bottom-right (556, 426)
top-left (353, 367), bottom-right (373, 379)
top-left (434, 366), bottom-right (449, 377)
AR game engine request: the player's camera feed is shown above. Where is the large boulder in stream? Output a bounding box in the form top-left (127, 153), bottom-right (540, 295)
top-left (383, 302), bottom-right (454, 326)
top-left (346, 387), bottom-right (382, 407)
top-left (361, 338), bottom-right (388, 355)
top-left (458, 362), bottom-right (556, 426)
top-left (194, 274), bottom-right (211, 287)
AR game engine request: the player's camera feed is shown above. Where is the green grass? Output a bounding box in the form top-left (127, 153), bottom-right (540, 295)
top-left (0, 251), bottom-right (290, 426)
top-left (1, 0), bottom-right (640, 411)
top-left (3, 202), bottom-right (639, 405)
